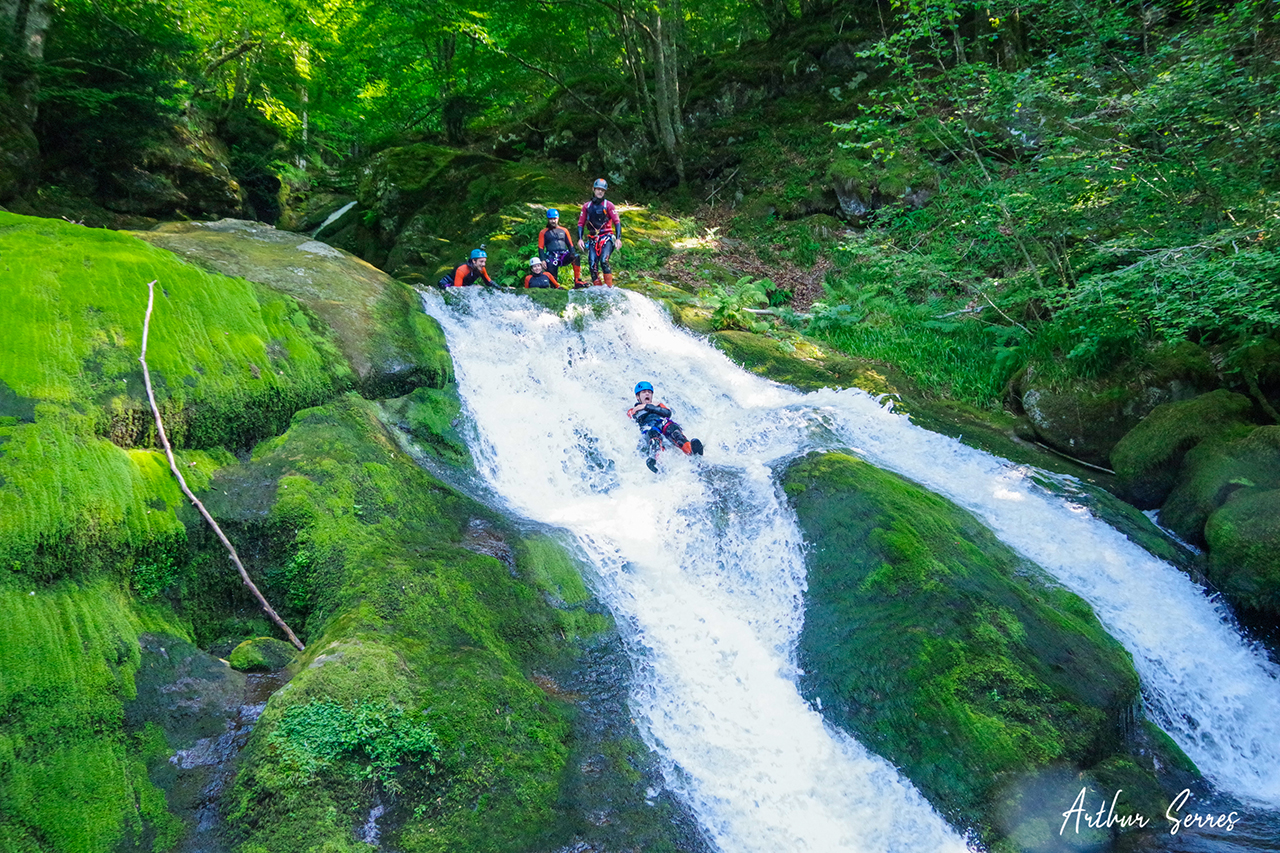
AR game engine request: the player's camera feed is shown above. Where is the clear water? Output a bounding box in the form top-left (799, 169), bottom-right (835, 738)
top-left (421, 287), bottom-right (1280, 850)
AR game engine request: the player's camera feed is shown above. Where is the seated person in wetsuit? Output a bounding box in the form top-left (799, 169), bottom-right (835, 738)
top-left (440, 248), bottom-right (496, 287)
top-left (626, 380), bottom-right (704, 472)
top-left (523, 256), bottom-right (561, 288)
top-left (538, 209), bottom-right (581, 286)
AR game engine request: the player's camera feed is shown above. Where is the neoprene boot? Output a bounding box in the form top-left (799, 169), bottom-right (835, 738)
top-left (646, 458), bottom-right (659, 473)
top-left (604, 272), bottom-right (614, 287)
top-left (573, 264), bottom-right (584, 287)
top-left (690, 439), bottom-right (704, 456)
top-left (680, 441), bottom-right (693, 454)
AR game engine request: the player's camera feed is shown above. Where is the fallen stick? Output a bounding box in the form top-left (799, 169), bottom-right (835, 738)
top-left (139, 280), bottom-right (304, 651)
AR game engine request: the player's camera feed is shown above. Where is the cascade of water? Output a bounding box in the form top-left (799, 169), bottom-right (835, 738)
top-left (421, 287), bottom-right (1280, 849)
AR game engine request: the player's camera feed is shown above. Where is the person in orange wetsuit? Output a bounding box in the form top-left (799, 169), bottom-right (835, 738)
top-left (627, 381), bottom-right (704, 472)
top-left (439, 248), bottom-right (496, 287)
top-left (523, 256), bottom-right (562, 288)
top-left (538, 209), bottom-right (581, 286)
top-left (577, 179), bottom-right (621, 287)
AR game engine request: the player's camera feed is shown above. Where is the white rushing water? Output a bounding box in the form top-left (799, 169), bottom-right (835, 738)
top-left (421, 287), bottom-right (1280, 849)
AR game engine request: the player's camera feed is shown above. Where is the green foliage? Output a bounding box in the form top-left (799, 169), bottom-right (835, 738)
top-left (38, 0), bottom-right (195, 177)
top-left (270, 700), bottom-right (440, 792)
top-left (800, 0), bottom-right (1280, 404)
top-left (698, 275), bottom-right (771, 331)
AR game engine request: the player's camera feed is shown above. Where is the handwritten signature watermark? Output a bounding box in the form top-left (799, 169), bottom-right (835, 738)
top-left (1060, 788), bottom-right (1239, 836)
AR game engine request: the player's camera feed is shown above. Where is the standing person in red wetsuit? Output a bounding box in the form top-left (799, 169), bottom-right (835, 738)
top-left (523, 256), bottom-right (562, 288)
top-left (440, 248), bottom-right (496, 287)
top-left (538, 209), bottom-right (581, 286)
top-left (577, 179), bottom-right (622, 287)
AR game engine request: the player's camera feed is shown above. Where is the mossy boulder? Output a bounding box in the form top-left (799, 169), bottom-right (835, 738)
top-left (354, 143), bottom-right (579, 280)
top-left (828, 144), bottom-right (937, 219)
top-left (1204, 488), bottom-right (1280, 618)
top-left (1018, 344), bottom-right (1218, 469)
top-left (784, 452), bottom-right (1165, 847)
top-left (208, 395), bottom-right (678, 853)
top-left (1111, 390), bottom-right (1257, 508)
top-left (132, 218), bottom-right (450, 398)
top-left (1159, 426), bottom-right (1280, 545)
top-left (710, 328), bottom-right (900, 396)
top-left (0, 583), bottom-right (187, 852)
top-left (229, 636), bottom-right (297, 672)
top-left (0, 211), bottom-right (344, 578)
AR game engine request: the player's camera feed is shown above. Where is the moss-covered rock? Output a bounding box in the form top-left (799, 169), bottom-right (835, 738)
top-left (131, 218), bottom-right (450, 398)
top-left (1160, 426), bottom-right (1280, 546)
top-left (229, 636), bottom-right (297, 672)
top-left (0, 211), bottom-right (346, 580)
top-left (1110, 390), bottom-right (1257, 508)
top-left (828, 143), bottom-right (937, 219)
top-left (204, 394), bottom-right (685, 853)
top-left (354, 144), bottom-right (581, 281)
top-left (784, 452), bottom-right (1166, 847)
top-left (1017, 344), bottom-right (1219, 470)
top-left (1204, 488), bottom-right (1280, 618)
top-left (0, 583), bottom-right (186, 853)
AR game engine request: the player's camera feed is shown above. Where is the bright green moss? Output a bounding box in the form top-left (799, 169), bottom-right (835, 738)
top-left (0, 211), bottom-right (348, 450)
top-left (0, 582), bottom-right (185, 852)
top-left (1110, 389), bottom-right (1257, 508)
top-left (1205, 487), bottom-right (1280, 616)
top-left (784, 452), bottom-right (1163, 846)
top-left (213, 396), bottom-right (589, 851)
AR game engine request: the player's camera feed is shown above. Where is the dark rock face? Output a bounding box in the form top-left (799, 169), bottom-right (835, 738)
top-left (0, 94), bottom-right (39, 203)
top-left (127, 633), bottom-right (290, 853)
top-left (1110, 390), bottom-right (1257, 508)
top-left (784, 452), bottom-right (1172, 849)
top-left (99, 123), bottom-right (247, 219)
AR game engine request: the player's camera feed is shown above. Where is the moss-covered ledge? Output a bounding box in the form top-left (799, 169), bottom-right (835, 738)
top-left (782, 451), bottom-right (1187, 850)
top-left (200, 395), bottom-right (692, 853)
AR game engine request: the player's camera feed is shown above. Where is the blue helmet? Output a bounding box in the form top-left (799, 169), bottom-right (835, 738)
top-left (546, 208), bottom-right (559, 219)
top-left (634, 381), bottom-right (653, 395)
top-left (593, 178), bottom-right (608, 190)
top-left (469, 248), bottom-right (487, 260)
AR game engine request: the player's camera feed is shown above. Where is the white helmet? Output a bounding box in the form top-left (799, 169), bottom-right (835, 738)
top-left (528, 256), bottom-right (544, 268)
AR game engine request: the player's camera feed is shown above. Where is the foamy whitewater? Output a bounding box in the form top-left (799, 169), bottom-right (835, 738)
top-left (421, 287), bottom-right (1280, 850)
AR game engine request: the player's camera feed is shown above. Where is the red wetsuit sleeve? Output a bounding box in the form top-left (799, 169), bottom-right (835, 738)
top-left (608, 201), bottom-right (620, 237)
top-left (547, 272), bottom-right (560, 288)
top-left (483, 268), bottom-right (493, 284)
top-left (523, 274), bottom-right (531, 288)
top-left (453, 265), bottom-right (468, 287)
top-left (538, 229), bottom-right (547, 250)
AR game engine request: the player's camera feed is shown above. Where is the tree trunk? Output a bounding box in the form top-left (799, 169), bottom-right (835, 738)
top-left (649, 12), bottom-right (684, 182)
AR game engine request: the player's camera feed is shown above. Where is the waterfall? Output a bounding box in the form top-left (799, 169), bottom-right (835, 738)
top-left (421, 287), bottom-right (1280, 849)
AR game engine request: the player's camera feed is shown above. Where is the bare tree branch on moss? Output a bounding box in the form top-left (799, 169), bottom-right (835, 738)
top-left (139, 280), bottom-right (305, 652)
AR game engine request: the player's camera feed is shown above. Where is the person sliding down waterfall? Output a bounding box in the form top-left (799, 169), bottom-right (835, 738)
top-left (577, 178), bottom-right (621, 287)
top-left (627, 381), bottom-right (703, 473)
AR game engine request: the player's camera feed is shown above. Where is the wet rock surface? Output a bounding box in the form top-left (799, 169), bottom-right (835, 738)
top-left (127, 633), bottom-right (291, 853)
